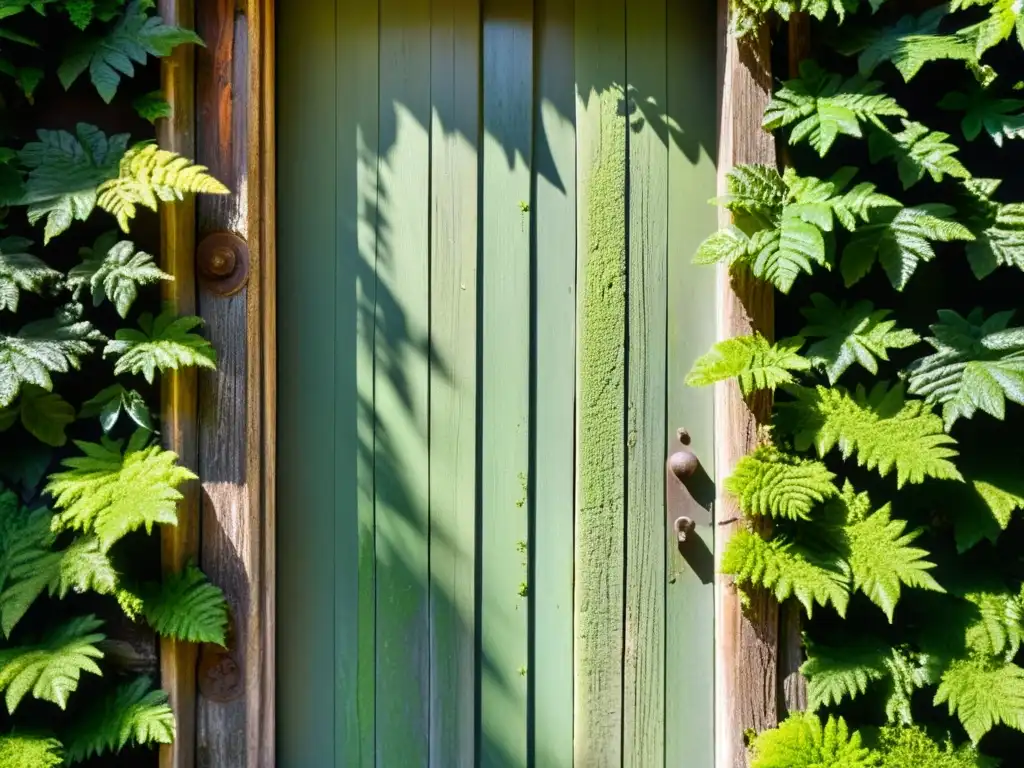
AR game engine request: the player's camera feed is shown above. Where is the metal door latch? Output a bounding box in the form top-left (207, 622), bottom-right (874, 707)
top-left (665, 427), bottom-right (715, 584)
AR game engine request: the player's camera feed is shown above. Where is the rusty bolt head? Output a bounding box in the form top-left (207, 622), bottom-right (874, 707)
top-left (202, 245), bottom-right (236, 278)
top-left (197, 231), bottom-right (249, 296)
top-left (668, 449), bottom-right (700, 483)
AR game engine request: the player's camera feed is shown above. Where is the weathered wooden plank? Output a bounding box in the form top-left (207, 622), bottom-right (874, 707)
top-left (624, 0), bottom-right (668, 762)
top-left (428, 0), bottom-right (479, 763)
top-left (275, 1), bottom-right (340, 763)
top-left (338, 0), bottom-right (380, 764)
top-left (573, 0), bottom-right (627, 763)
top-left (375, 0), bottom-right (432, 762)
top-left (479, 1), bottom-right (533, 764)
top-left (531, 0), bottom-right (576, 763)
top-left (156, 2), bottom-right (198, 767)
top-left (664, 2), bottom-right (719, 765)
top-left (714, 1), bottom-right (779, 766)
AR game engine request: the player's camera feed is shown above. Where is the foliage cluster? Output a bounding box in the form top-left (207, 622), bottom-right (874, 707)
top-left (694, 0), bottom-right (1024, 762)
top-left (0, 1), bottom-right (229, 764)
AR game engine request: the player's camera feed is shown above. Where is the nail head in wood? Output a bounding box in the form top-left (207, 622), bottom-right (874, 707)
top-left (198, 231), bottom-right (249, 296)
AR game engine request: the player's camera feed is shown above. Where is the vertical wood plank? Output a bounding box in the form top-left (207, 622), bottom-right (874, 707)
top-left (624, 0), bottom-right (668, 762)
top-left (338, 0), bottom-right (380, 764)
top-left (573, 0), bottom-right (626, 764)
top-left (375, 0), bottom-right (432, 763)
top-left (429, 0), bottom-right (479, 764)
top-left (156, 2), bottom-right (197, 767)
top-left (532, 0), bottom-right (576, 764)
top-left (665, 1), bottom-right (720, 765)
top-left (194, 1), bottom-right (264, 764)
top-left (479, 0), bottom-right (533, 763)
top-left (714, 2), bottom-right (779, 766)
top-left (275, 0), bottom-right (340, 763)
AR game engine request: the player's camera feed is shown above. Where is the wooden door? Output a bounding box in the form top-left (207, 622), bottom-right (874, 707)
top-left (276, 0), bottom-right (720, 765)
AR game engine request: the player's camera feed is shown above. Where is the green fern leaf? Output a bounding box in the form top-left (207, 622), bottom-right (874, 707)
top-left (63, 675), bottom-right (174, 763)
top-left (962, 588), bottom-right (1024, 661)
top-left (958, 178), bottom-right (1024, 279)
top-left (694, 226), bottom-right (751, 266)
top-left (832, 178), bottom-right (902, 230)
top-left (58, 0), bottom-right (202, 102)
top-left (141, 564), bottom-right (228, 646)
top-left (776, 382), bottom-right (961, 487)
top-left (0, 307), bottom-right (101, 408)
top-left (16, 124), bottom-right (127, 243)
top-left (0, 493), bottom-right (57, 636)
top-left (0, 237), bottom-right (60, 312)
top-left (0, 615), bottom-right (104, 712)
top-left (722, 528), bottom-right (849, 617)
top-left (875, 725), bottom-right (990, 768)
top-left (939, 85), bottom-right (1024, 146)
top-left (869, 120), bottom-right (971, 190)
top-left (763, 60), bottom-right (907, 156)
top-left (79, 383), bottom-right (152, 433)
top-left (839, 6), bottom-right (977, 81)
top-left (18, 385), bottom-right (75, 447)
top-left (712, 163), bottom-right (787, 227)
top-left (966, 0), bottom-right (1024, 56)
top-left (46, 429), bottom-right (196, 550)
top-left (68, 231), bottom-right (170, 318)
top-left (949, 475), bottom-right (1024, 551)
top-left (935, 658), bottom-right (1024, 742)
top-left (104, 311), bottom-right (216, 383)
top-left (800, 293), bottom-right (919, 383)
top-left (52, 536), bottom-right (118, 600)
top-left (132, 91), bottom-right (171, 124)
top-left (841, 204), bottom-right (974, 290)
top-left (725, 446), bottom-right (838, 520)
top-left (0, 733), bottom-right (63, 768)
top-left (749, 712), bottom-right (878, 768)
top-left (685, 334), bottom-right (809, 394)
top-left (906, 308), bottom-right (1024, 428)
top-left (97, 142), bottom-right (228, 232)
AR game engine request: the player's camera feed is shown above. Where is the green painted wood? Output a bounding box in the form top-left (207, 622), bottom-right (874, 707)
top-left (479, 1), bottom-right (533, 765)
top-left (665, 1), bottom-right (720, 765)
top-left (276, 1), bottom-right (342, 764)
top-left (573, 0), bottom-right (627, 764)
top-left (428, 0), bottom-right (479, 763)
top-left (624, 0), bottom-right (668, 763)
top-left (375, 0), bottom-right (432, 762)
top-left (337, 1), bottom-right (381, 765)
top-left (531, 0), bottom-right (576, 765)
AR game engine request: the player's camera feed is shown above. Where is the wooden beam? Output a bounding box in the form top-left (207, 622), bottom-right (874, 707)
top-left (714, 2), bottom-right (779, 767)
top-left (156, 2), bottom-right (199, 767)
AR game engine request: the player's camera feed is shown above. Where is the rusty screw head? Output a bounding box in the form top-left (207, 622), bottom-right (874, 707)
top-left (201, 245), bottom-right (236, 279)
top-left (674, 516), bottom-right (696, 543)
top-left (197, 231), bottom-right (249, 296)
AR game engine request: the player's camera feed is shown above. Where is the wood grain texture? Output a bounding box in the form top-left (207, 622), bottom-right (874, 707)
top-left (195, 2), bottom-right (264, 765)
top-left (573, 1), bottom-right (627, 764)
top-left (428, 0), bottom-right (479, 763)
top-left (714, 2), bottom-right (779, 767)
top-left (375, 0), bottom-right (432, 761)
top-left (156, 3), bottom-right (198, 767)
top-left (665, 2), bottom-right (719, 764)
top-left (531, 0), bottom-right (576, 763)
top-left (624, 0), bottom-right (667, 762)
top-left (479, 1), bottom-right (533, 763)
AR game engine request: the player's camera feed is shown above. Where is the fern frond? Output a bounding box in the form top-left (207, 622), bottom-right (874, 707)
top-left (63, 675), bottom-right (174, 763)
top-left (962, 588), bottom-right (1024, 661)
top-left (685, 334), bottom-right (809, 394)
top-left (712, 164), bottom-right (787, 226)
top-left (950, 475), bottom-right (1024, 551)
top-left (725, 446), bottom-right (838, 520)
top-left (869, 120), bottom-right (971, 190)
top-left (875, 725), bottom-right (990, 767)
top-left (940, 85), bottom-right (1024, 146)
top-left (68, 231), bottom-right (170, 318)
top-left (957, 178), bottom-right (1024, 279)
top-left (800, 293), bottom-right (919, 383)
top-left (0, 306), bottom-right (102, 408)
top-left (141, 564), bottom-right (227, 646)
top-left (722, 528), bottom-right (850, 617)
top-left (0, 492), bottom-right (57, 636)
top-left (97, 143), bottom-right (228, 232)
top-left (935, 658), bottom-right (1024, 742)
top-left (132, 91), bottom-right (171, 124)
top-left (763, 60), bottom-right (906, 156)
top-left (964, 0), bottom-right (1024, 56)
top-left (906, 308), bottom-right (1024, 428)
top-left (103, 310), bottom-right (216, 383)
top-left (52, 537), bottom-right (118, 600)
top-left (17, 124), bottom-right (127, 243)
top-left (79, 383), bottom-right (152, 433)
top-left (58, 0), bottom-right (202, 102)
top-left (841, 204), bottom-right (974, 290)
top-left (46, 429), bottom-right (196, 550)
top-left (839, 6), bottom-right (978, 81)
top-left (694, 226), bottom-right (751, 266)
top-left (0, 733), bottom-right (63, 768)
top-left (776, 382), bottom-right (961, 487)
top-left (0, 616), bottom-right (104, 712)
top-left (749, 712), bottom-right (878, 768)
top-left (0, 237), bottom-right (60, 313)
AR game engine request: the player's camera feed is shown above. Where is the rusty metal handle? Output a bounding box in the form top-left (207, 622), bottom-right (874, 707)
top-left (666, 427), bottom-right (706, 545)
top-left (665, 429), bottom-right (714, 583)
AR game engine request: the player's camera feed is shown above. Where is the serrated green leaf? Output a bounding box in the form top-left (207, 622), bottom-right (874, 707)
top-left (965, 0), bottom-right (1024, 56)
top-left (0, 733), bottom-right (63, 768)
top-left (0, 237), bottom-right (59, 312)
top-left (104, 310), bottom-right (216, 383)
top-left (749, 713), bottom-right (877, 768)
top-left (68, 231), bottom-right (170, 317)
top-left (868, 120), bottom-right (971, 189)
top-left (935, 658), bottom-right (1024, 742)
top-left (958, 178), bottom-right (1024, 279)
top-left (132, 90), bottom-right (171, 123)
top-left (79, 383), bottom-right (152, 433)
top-left (950, 475), bottom-right (1024, 551)
top-left (141, 563), bottom-right (228, 646)
top-left (685, 334), bottom-right (809, 394)
top-left (694, 226), bottom-right (751, 265)
top-left (800, 293), bottom-right (919, 383)
top-left (725, 446), bottom-right (838, 520)
top-left (939, 85), bottom-right (1024, 146)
